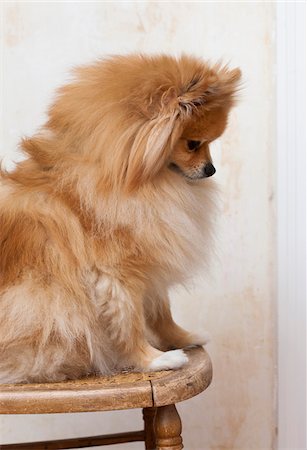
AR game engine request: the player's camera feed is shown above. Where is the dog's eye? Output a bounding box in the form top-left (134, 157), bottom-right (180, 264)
top-left (187, 140), bottom-right (201, 151)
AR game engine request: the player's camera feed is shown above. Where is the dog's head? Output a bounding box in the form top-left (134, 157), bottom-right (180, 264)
top-left (122, 56), bottom-right (241, 190)
top-left (45, 54), bottom-right (241, 192)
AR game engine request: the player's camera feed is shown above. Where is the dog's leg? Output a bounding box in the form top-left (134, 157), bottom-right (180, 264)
top-left (95, 275), bottom-right (188, 372)
top-left (145, 292), bottom-right (209, 351)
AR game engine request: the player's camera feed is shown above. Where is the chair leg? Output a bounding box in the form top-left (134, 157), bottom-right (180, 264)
top-left (155, 404), bottom-right (183, 450)
top-left (143, 406), bottom-right (157, 450)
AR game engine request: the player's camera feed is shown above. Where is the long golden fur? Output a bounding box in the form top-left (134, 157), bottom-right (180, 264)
top-left (0, 54), bottom-right (240, 383)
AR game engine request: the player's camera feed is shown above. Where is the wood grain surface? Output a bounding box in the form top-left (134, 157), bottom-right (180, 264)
top-left (0, 347), bottom-right (212, 414)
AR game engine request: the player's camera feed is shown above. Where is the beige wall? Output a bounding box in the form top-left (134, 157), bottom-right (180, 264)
top-left (0, 2), bottom-right (276, 449)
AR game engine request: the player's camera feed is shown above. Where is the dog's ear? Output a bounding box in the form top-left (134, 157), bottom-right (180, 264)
top-left (125, 109), bottom-right (181, 192)
top-left (178, 66), bottom-right (242, 113)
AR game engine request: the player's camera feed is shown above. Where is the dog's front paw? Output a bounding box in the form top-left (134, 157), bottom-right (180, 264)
top-left (148, 349), bottom-right (188, 371)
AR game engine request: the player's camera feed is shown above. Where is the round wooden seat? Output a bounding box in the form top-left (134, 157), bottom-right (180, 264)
top-left (0, 347), bottom-right (212, 449)
top-left (0, 347), bottom-right (212, 414)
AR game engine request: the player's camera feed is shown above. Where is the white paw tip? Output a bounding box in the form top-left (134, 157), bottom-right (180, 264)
top-left (148, 349), bottom-right (188, 371)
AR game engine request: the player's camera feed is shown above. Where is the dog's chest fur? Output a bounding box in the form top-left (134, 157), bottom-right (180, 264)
top-left (85, 177), bottom-right (216, 290)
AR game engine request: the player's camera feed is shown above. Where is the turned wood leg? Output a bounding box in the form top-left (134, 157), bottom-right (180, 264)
top-left (155, 404), bottom-right (183, 450)
top-left (143, 407), bottom-right (157, 450)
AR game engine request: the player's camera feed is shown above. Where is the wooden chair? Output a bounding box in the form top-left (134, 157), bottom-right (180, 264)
top-left (0, 347), bottom-right (212, 450)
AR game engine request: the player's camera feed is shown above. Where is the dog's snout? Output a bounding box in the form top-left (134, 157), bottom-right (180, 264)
top-left (203, 163), bottom-right (216, 178)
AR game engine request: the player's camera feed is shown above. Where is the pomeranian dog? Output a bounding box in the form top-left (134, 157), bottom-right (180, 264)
top-left (0, 54), bottom-right (240, 383)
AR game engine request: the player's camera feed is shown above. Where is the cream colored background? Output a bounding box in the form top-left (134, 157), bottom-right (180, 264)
top-left (0, 2), bottom-right (276, 449)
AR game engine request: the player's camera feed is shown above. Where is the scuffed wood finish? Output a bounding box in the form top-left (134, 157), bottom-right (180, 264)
top-left (155, 404), bottom-right (183, 450)
top-left (0, 347), bottom-right (212, 414)
top-left (151, 347), bottom-right (213, 407)
top-left (0, 371), bottom-right (159, 414)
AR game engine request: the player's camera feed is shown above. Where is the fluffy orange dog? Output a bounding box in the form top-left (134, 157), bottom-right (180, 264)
top-left (0, 55), bottom-right (240, 383)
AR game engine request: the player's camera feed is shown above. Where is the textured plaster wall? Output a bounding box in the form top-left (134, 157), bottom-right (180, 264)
top-left (0, 2), bottom-right (276, 449)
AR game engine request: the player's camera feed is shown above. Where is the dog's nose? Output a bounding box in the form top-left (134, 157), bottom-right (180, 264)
top-left (203, 163), bottom-right (216, 177)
